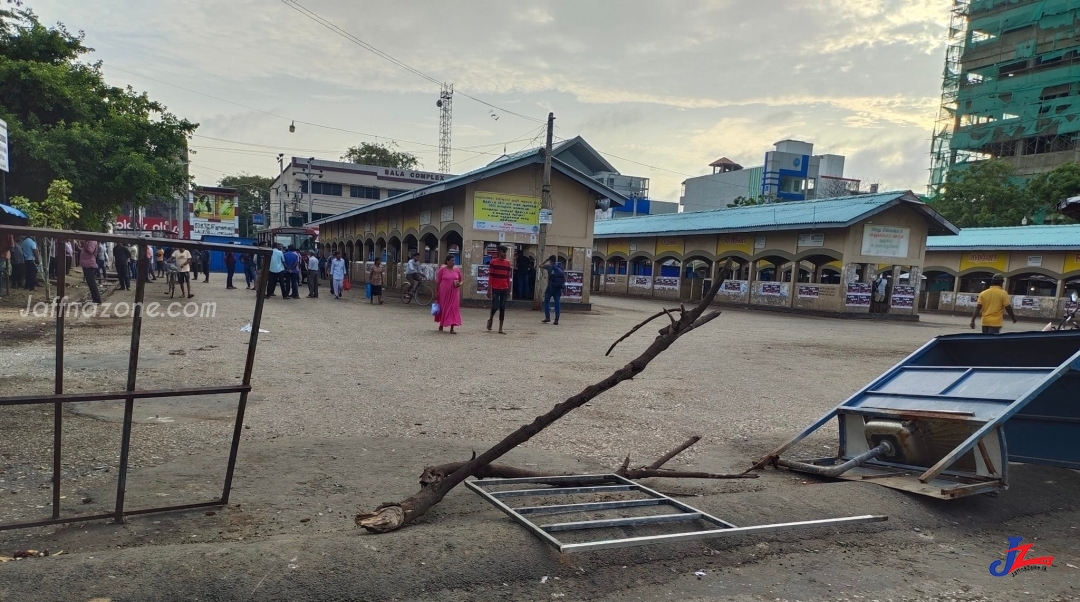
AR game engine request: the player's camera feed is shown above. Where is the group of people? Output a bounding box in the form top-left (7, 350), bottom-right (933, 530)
top-left (263, 243), bottom-right (346, 300)
top-left (415, 245), bottom-right (566, 335)
top-left (1, 235), bottom-right (41, 291)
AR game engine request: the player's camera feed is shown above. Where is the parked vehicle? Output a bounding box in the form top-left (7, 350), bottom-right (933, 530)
top-left (1043, 291), bottom-right (1079, 331)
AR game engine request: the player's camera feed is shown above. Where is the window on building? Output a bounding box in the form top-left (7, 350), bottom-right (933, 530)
top-left (386, 189), bottom-right (408, 198)
top-left (350, 185), bottom-right (380, 199)
top-left (998, 60), bottom-right (1028, 77)
top-left (308, 182), bottom-right (342, 196)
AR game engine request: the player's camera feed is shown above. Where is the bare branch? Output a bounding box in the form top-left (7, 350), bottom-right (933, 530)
top-left (647, 436), bottom-right (702, 469)
top-left (605, 307), bottom-right (679, 356)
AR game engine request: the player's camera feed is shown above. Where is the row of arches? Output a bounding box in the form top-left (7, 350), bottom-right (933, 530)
top-left (923, 270), bottom-right (1080, 298)
top-left (593, 251), bottom-right (847, 286)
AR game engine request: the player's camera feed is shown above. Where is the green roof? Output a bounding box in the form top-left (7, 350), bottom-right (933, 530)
top-left (927, 224), bottom-right (1080, 251)
top-left (594, 191), bottom-right (959, 238)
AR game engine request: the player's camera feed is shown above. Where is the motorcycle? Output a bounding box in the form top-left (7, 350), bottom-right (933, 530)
top-left (1042, 291), bottom-right (1080, 331)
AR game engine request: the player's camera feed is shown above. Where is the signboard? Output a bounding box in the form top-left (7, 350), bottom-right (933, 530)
top-left (1065, 252), bottom-right (1080, 274)
top-left (655, 237), bottom-right (684, 256)
top-left (473, 191), bottom-right (541, 233)
top-left (955, 293), bottom-right (979, 308)
top-left (564, 271), bottom-right (584, 300)
top-left (192, 191), bottom-right (237, 220)
top-left (1027, 255), bottom-right (1043, 267)
top-left (797, 285), bottom-right (820, 299)
top-left (418, 210), bottom-right (431, 226)
top-left (114, 216), bottom-right (180, 236)
top-left (716, 234), bottom-right (752, 256)
top-left (959, 251), bottom-right (1009, 272)
top-left (846, 282), bottom-right (872, 307)
top-left (441, 205), bottom-right (454, 222)
top-left (720, 280), bottom-right (748, 295)
top-left (606, 239), bottom-right (630, 256)
top-left (861, 225), bottom-right (910, 259)
top-left (190, 218), bottom-right (238, 239)
top-left (754, 236), bottom-right (767, 250)
top-left (252, 213), bottom-right (265, 226)
top-left (759, 282), bottom-right (785, 297)
top-left (653, 276), bottom-right (679, 291)
top-left (604, 275), bottom-right (617, 285)
top-left (0, 117), bottom-right (8, 173)
top-left (376, 167), bottom-right (447, 184)
top-left (1019, 297), bottom-right (1041, 309)
top-left (891, 284), bottom-right (916, 309)
top-left (475, 264), bottom-right (490, 294)
top-left (797, 233), bottom-right (825, 248)
top-left (628, 275), bottom-right (652, 289)
top-left (539, 208), bottom-right (552, 225)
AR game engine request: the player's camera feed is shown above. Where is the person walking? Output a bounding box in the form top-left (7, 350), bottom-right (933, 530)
top-left (77, 240), bottom-right (103, 303)
top-left (10, 236), bottom-right (25, 289)
top-left (267, 243), bottom-right (285, 298)
top-left (283, 245), bottom-right (301, 299)
top-left (540, 255), bottom-right (565, 325)
top-left (113, 241), bottom-right (132, 291)
top-left (96, 241), bottom-right (108, 284)
top-left (329, 250), bottom-right (346, 299)
top-left (224, 250), bottom-right (237, 289)
top-left (970, 274), bottom-right (1017, 334)
top-left (435, 254), bottom-right (462, 333)
top-left (64, 241), bottom-right (73, 276)
top-left (200, 249), bottom-right (211, 283)
top-left (485, 245), bottom-right (512, 334)
top-left (367, 257), bottom-right (385, 304)
top-left (155, 247), bottom-right (165, 278)
top-left (171, 246), bottom-right (194, 298)
top-left (19, 235), bottom-right (37, 290)
top-left (306, 251), bottom-right (320, 298)
top-left (144, 245), bottom-right (156, 281)
top-left (240, 252), bottom-right (256, 290)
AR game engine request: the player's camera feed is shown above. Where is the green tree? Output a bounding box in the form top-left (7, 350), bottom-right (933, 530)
top-left (726, 196), bottom-right (763, 208)
top-left (341, 142), bottom-right (420, 169)
top-left (0, 9), bottom-right (197, 228)
top-left (219, 173), bottom-right (274, 238)
top-left (10, 179), bottom-right (80, 300)
top-left (1026, 162), bottom-right (1080, 224)
top-left (934, 160), bottom-right (1034, 227)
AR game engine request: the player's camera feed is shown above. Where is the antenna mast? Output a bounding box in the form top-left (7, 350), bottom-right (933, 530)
top-left (438, 83), bottom-right (453, 173)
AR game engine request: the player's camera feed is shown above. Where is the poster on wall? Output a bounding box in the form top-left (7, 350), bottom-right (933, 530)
top-left (564, 271), bottom-right (584, 300)
top-left (845, 282), bottom-right (872, 307)
top-left (1020, 297), bottom-right (1040, 309)
top-left (604, 275), bottom-right (617, 285)
top-left (475, 264), bottom-right (490, 294)
top-left (653, 276), bottom-right (679, 291)
top-left (721, 280), bottom-right (748, 295)
top-left (759, 282), bottom-right (784, 297)
top-left (797, 285), bottom-right (820, 299)
top-left (861, 225), bottom-right (910, 259)
top-left (629, 275), bottom-right (652, 289)
top-left (890, 284), bottom-right (916, 309)
top-left (472, 191), bottom-right (541, 233)
top-left (797, 233), bottom-right (825, 248)
top-left (419, 210), bottom-right (431, 226)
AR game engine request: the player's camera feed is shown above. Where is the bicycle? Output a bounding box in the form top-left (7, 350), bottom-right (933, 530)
top-left (401, 278), bottom-right (433, 306)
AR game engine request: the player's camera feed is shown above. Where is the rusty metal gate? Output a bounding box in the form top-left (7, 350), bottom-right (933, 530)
top-left (0, 225), bottom-right (271, 531)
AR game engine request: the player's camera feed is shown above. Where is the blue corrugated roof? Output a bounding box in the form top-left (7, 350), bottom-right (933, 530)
top-left (594, 191), bottom-right (958, 237)
top-left (927, 224), bottom-right (1080, 250)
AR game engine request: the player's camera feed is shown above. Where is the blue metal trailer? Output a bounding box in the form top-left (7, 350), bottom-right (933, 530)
top-left (761, 331), bottom-right (1080, 499)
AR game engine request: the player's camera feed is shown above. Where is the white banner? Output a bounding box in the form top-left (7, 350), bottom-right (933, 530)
top-left (190, 217), bottom-right (238, 240)
top-left (0, 118), bottom-right (8, 172)
top-left (861, 225), bottom-right (910, 259)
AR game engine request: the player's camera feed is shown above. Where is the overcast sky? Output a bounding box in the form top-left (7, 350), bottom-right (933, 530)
top-left (31, 0), bottom-right (949, 202)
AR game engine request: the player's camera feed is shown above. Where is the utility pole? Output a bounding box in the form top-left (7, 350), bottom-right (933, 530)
top-left (292, 157), bottom-right (322, 225)
top-left (532, 112), bottom-right (554, 311)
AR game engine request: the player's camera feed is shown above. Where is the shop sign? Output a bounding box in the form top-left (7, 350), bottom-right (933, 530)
top-left (861, 225), bottom-right (910, 259)
top-left (797, 233), bottom-right (825, 248)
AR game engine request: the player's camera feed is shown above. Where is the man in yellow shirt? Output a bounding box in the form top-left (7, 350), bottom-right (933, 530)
top-left (970, 274), bottom-right (1017, 334)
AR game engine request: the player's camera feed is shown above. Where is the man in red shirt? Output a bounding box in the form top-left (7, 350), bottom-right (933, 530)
top-left (486, 245), bottom-right (513, 334)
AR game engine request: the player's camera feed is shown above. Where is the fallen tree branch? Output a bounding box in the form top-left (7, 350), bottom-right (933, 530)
top-left (647, 435), bottom-right (701, 469)
top-left (356, 260), bottom-right (734, 533)
top-left (605, 307), bottom-right (678, 357)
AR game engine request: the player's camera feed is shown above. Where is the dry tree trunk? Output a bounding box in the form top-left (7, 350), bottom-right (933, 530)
top-left (355, 262), bottom-right (733, 533)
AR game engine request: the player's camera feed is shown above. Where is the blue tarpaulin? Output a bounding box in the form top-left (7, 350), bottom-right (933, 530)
top-left (0, 203), bottom-right (29, 225)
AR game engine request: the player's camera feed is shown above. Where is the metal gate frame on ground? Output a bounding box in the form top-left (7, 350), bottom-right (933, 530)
top-left (466, 474), bottom-right (887, 553)
top-left (0, 225), bottom-right (271, 532)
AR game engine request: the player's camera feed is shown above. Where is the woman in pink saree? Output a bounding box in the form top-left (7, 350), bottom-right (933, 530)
top-left (434, 254), bottom-right (463, 333)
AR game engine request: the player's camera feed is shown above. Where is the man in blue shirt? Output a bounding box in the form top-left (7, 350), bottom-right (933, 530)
top-left (541, 255), bottom-right (565, 325)
top-left (19, 236), bottom-right (38, 290)
top-left (283, 245), bottom-right (301, 299)
top-left (267, 243), bottom-right (286, 298)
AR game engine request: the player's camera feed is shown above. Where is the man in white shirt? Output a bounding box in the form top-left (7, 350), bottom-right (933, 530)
top-left (306, 252), bottom-right (320, 298)
top-left (329, 251), bottom-right (347, 299)
top-left (171, 247), bottom-right (194, 298)
top-left (404, 252), bottom-right (423, 295)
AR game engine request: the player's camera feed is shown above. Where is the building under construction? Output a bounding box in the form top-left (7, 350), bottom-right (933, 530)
top-left (929, 0), bottom-right (1080, 196)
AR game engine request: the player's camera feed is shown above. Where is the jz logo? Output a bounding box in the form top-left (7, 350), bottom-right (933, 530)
top-left (989, 537), bottom-right (1054, 577)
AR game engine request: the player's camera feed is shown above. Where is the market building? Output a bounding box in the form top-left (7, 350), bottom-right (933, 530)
top-left (311, 148), bottom-right (625, 307)
top-left (268, 157), bottom-right (454, 229)
top-left (923, 224), bottom-right (1080, 319)
top-left (592, 191), bottom-right (958, 318)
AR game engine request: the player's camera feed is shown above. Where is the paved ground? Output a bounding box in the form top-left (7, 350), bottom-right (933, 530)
top-left (0, 276), bottom-right (1078, 601)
